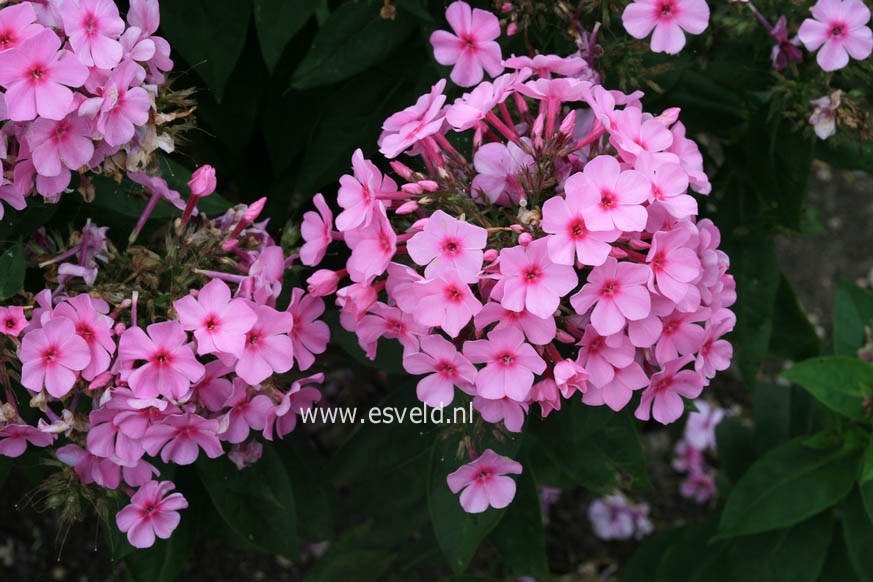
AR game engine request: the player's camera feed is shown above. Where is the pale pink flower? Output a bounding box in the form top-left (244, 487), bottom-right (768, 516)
top-left (287, 288), bottom-right (329, 371)
top-left (407, 210), bottom-right (487, 283)
top-left (300, 193), bottom-right (333, 266)
top-left (174, 279), bottom-right (257, 358)
top-left (344, 203), bottom-right (396, 283)
top-left (635, 356), bottom-right (705, 424)
top-left (684, 400), bottom-right (725, 451)
top-left (474, 301), bottom-right (556, 345)
top-left (20, 317), bottom-right (90, 397)
top-left (222, 378), bottom-right (274, 444)
top-left (553, 359), bottom-right (588, 397)
top-left (58, 443), bottom-right (123, 489)
top-left (412, 270), bottom-right (482, 338)
top-left (118, 321), bottom-right (205, 400)
top-left (116, 480), bottom-right (188, 548)
top-left (798, 0), bottom-right (872, 71)
top-left (672, 439), bottom-right (703, 472)
top-left (0, 3), bottom-right (43, 52)
top-left (53, 294), bottom-right (115, 381)
top-left (246, 245), bottom-right (285, 306)
top-left (493, 238), bottom-right (578, 319)
top-left (680, 468), bottom-right (716, 503)
top-left (379, 79), bottom-right (446, 158)
top-left (463, 327), bottom-right (546, 401)
top-left (527, 379), bottom-right (562, 418)
top-left (143, 412), bottom-right (223, 465)
top-left (622, 0), bottom-right (710, 54)
top-left (403, 334), bottom-right (477, 407)
top-left (471, 140), bottom-right (533, 205)
top-left (809, 93), bottom-right (840, 140)
top-left (588, 492), bottom-right (652, 540)
top-left (0, 28), bottom-right (89, 121)
top-left (336, 149), bottom-right (398, 232)
top-left (0, 305), bottom-right (27, 336)
top-left (647, 228), bottom-right (702, 303)
top-left (541, 189), bottom-right (619, 267)
top-left (81, 60), bottom-right (150, 146)
top-left (567, 156), bottom-right (649, 232)
top-left (25, 113), bottom-right (94, 178)
top-left (571, 258), bottom-right (652, 336)
top-left (357, 301), bottom-right (427, 359)
top-left (430, 1), bottom-right (503, 87)
top-left (446, 449), bottom-right (522, 513)
top-left (0, 423), bottom-right (54, 457)
top-left (235, 304), bottom-right (294, 385)
top-left (59, 0), bottom-right (125, 69)
top-left (386, 261), bottom-right (425, 312)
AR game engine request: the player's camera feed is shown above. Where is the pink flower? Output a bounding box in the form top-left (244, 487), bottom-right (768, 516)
top-left (695, 319), bottom-right (733, 379)
top-left (567, 156), bottom-right (649, 232)
top-left (474, 301), bottom-right (556, 345)
top-left (0, 3), bottom-right (43, 52)
top-left (576, 326), bottom-right (636, 388)
top-left (672, 439), bottom-right (703, 472)
top-left (126, 0), bottom-right (173, 83)
top-left (222, 378), bottom-right (274, 444)
top-left (634, 153), bottom-right (696, 219)
top-left (116, 480), bottom-right (188, 549)
top-left (53, 294), bottom-right (115, 381)
top-left (798, 0), bottom-right (872, 71)
top-left (143, 412), bottom-right (223, 465)
top-left (336, 149), bottom-right (398, 232)
top-left (0, 423), bottom-right (54, 457)
top-left (379, 79), bottom-right (446, 159)
top-left (647, 228), bottom-right (702, 303)
top-left (59, 0), bottom-right (125, 69)
top-left (430, 1), bottom-right (503, 87)
top-left (20, 317), bottom-right (90, 397)
top-left (344, 203), bottom-right (396, 283)
top-left (412, 270), bottom-right (482, 338)
top-left (0, 28), bottom-right (89, 121)
top-left (493, 238), bottom-right (578, 319)
top-left (503, 54), bottom-right (588, 78)
top-left (0, 305), bottom-right (27, 336)
top-left (622, 0), bottom-right (710, 55)
top-left (588, 492), bottom-right (652, 540)
top-left (680, 468), bottom-right (715, 503)
top-left (300, 193), bottom-right (333, 266)
top-left (81, 60), bottom-right (150, 146)
top-left (287, 288), bottom-right (330, 371)
top-left (571, 257), bottom-right (652, 336)
top-left (471, 140), bottom-right (533, 205)
top-left (654, 308), bottom-right (707, 364)
top-left (357, 301), bottom-right (427, 359)
top-left (174, 279), bottom-right (257, 358)
top-left (191, 360), bottom-right (234, 411)
top-left (541, 189), bottom-right (619, 267)
top-left (403, 334), bottom-right (477, 407)
top-left (407, 210), bottom-right (487, 283)
top-left (445, 73), bottom-right (521, 131)
top-left (668, 121), bottom-right (710, 194)
top-left (684, 400), bottom-right (725, 450)
top-left (635, 356), bottom-right (705, 424)
top-left (474, 395), bottom-right (528, 431)
top-left (463, 327), bottom-right (546, 401)
top-left (118, 321), bottom-right (206, 400)
top-left (446, 449), bottom-right (522, 513)
top-left (263, 374), bottom-right (323, 440)
top-left (609, 106), bottom-right (675, 162)
top-left (25, 113), bottom-right (94, 178)
top-left (235, 304), bottom-right (294, 385)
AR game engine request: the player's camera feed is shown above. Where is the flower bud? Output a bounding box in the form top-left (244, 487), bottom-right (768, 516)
top-left (307, 269), bottom-right (341, 297)
top-left (390, 161), bottom-right (415, 180)
top-left (507, 22), bottom-right (518, 36)
top-left (187, 165), bottom-right (217, 198)
top-left (401, 183), bottom-right (423, 195)
top-left (518, 232), bottom-right (533, 246)
top-left (395, 200), bottom-right (419, 214)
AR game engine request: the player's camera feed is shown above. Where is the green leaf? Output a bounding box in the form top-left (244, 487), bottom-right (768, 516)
top-left (821, 523), bottom-right (863, 582)
top-left (290, 1), bottom-right (417, 90)
top-left (833, 279), bottom-right (873, 357)
top-left (196, 443), bottom-right (298, 558)
top-left (159, 0), bottom-right (252, 100)
top-left (488, 470), bottom-right (549, 579)
top-left (253, 0), bottom-right (315, 72)
top-left (862, 439), bottom-right (873, 485)
top-left (0, 241), bottom-right (25, 300)
top-left (123, 504), bottom-right (198, 582)
top-left (768, 275), bottom-right (820, 361)
top-left (860, 480), bottom-right (873, 527)
top-left (714, 416), bottom-right (756, 484)
top-left (305, 523), bottom-right (395, 582)
top-left (753, 382), bottom-right (792, 455)
top-left (279, 434), bottom-right (334, 541)
top-left (717, 438), bottom-right (859, 538)
top-left (620, 526), bottom-right (686, 582)
top-left (839, 488), bottom-right (873, 582)
top-left (781, 356), bottom-right (873, 420)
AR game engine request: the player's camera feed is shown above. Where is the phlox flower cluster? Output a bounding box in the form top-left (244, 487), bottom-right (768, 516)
top-left (587, 490), bottom-right (653, 541)
top-left (0, 0), bottom-right (183, 221)
top-left (0, 188), bottom-right (329, 548)
top-left (298, 0), bottom-right (735, 513)
top-left (671, 399), bottom-right (725, 503)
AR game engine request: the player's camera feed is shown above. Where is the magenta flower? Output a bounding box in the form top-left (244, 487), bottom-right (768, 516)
top-left (300, 193), bottom-right (333, 266)
top-left (0, 28), bottom-right (89, 121)
top-left (0, 423), bottom-right (54, 457)
top-left (647, 228), bottom-right (702, 303)
top-left (235, 304), bottom-right (294, 385)
top-left (0, 305), bottom-right (27, 336)
top-left (622, 0), bottom-right (710, 55)
top-left (82, 60), bottom-right (150, 146)
top-left (412, 270), bottom-right (482, 338)
top-left (635, 356), bottom-right (705, 424)
top-left (344, 203), bottom-right (396, 283)
top-left (116, 480), bottom-right (188, 549)
top-left (378, 79), bottom-right (447, 159)
top-left (287, 288), bottom-right (330, 371)
top-left (53, 294), bottom-right (115, 381)
top-left (118, 321), bottom-right (205, 401)
top-left (58, 0), bottom-right (125, 69)
top-left (798, 0), bottom-right (872, 71)
top-left (567, 156), bottom-right (649, 232)
top-left (20, 317), bottom-right (90, 397)
top-left (403, 334), bottom-right (477, 407)
top-left (336, 149), bottom-right (398, 232)
top-left (446, 449), bottom-right (522, 513)
top-left (541, 188), bottom-right (619, 267)
top-left (571, 257), bottom-right (652, 336)
top-left (463, 327), bottom-right (546, 401)
top-left (494, 238), bottom-right (578, 320)
top-left (407, 210), bottom-right (487, 283)
top-left (143, 412), bottom-right (223, 465)
top-left (474, 301), bottom-right (557, 346)
top-left (25, 113), bottom-right (95, 178)
top-left (430, 1), bottom-right (503, 87)
top-left (174, 279), bottom-right (257, 359)
top-left (0, 3), bottom-right (43, 52)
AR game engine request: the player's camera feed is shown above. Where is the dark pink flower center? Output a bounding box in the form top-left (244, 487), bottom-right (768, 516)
top-left (53, 121), bottom-right (71, 140)
top-left (437, 360), bottom-right (456, 378)
top-left (497, 351), bottom-right (515, 367)
top-left (388, 319), bottom-right (405, 335)
top-left (378, 231), bottom-right (393, 253)
top-left (600, 190), bottom-right (616, 209)
top-left (663, 320), bottom-right (678, 334)
top-left (83, 13), bottom-right (98, 35)
top-left (4, 318), bottom-right (15, 329)
top-left (440, 237), bottom-right (462, 256)
top-left (474, 469), bottom-right (492, 481)
top-left (462, 34), bottom-right (477, 50)
top-left (43, 346), bottom-right (59, 362)
top-left (76, 322), bottom-right (94, 342)
top-left (600, 280), bottom-right (619, 297)
top-left (654, 377), bottom-right (673, 392)
top-left (567, 217), bottom-right (587, 239)
top-left (204, 315), bottom-right (220, 332)
top-left (142, 504), bottom-right (156, 515)
top-left (651, 251), bottom-right (666, 271)
top-left (830, 23), bottom-right (846, 38)
top-left (523, 266), bottom-right (541, 284)
top-left (657, 0), bottom-right (675, 18)
top-left (30, 66), bottom-right (45, 81)
top-left (444, 284), bottom-right (463, 303)
top-left (0, 31), bottom-right (15, 48)
top-left (247, 330), bottom-right (262, 346)
top-left (152, 350), bottom-right (173, 365)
